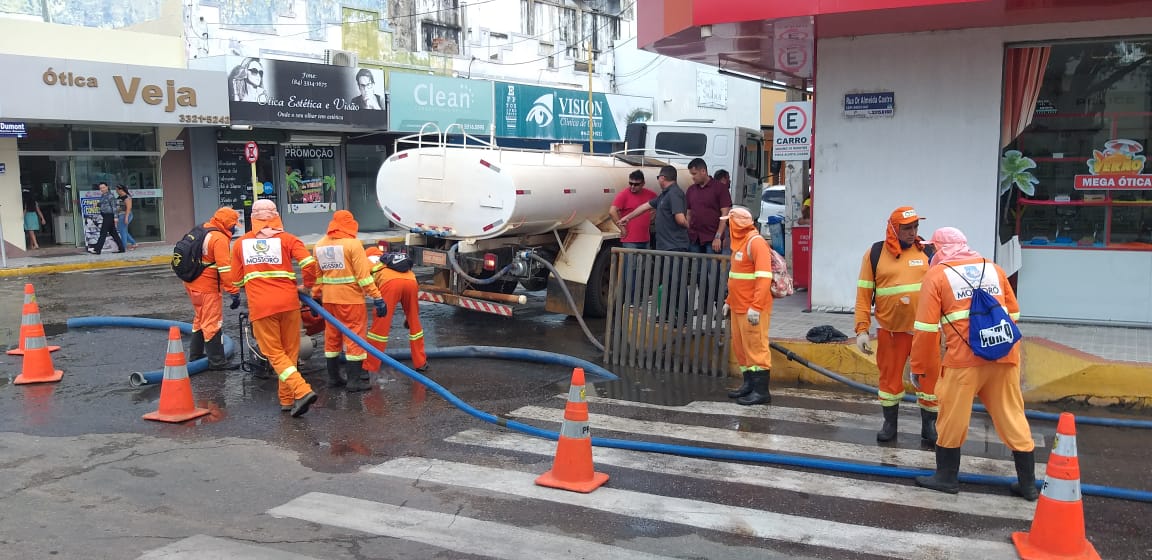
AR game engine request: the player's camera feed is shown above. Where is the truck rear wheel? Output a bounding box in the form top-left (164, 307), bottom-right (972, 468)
top-left (582, 244), bottom-right (614, 318)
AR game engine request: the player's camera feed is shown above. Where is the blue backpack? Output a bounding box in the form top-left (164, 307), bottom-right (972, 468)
top-left (941, 260), bottom-right (1021, 361)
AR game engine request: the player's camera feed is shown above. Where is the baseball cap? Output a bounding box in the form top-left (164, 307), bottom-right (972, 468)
top-left (890, 206), bottom-right (924, 225)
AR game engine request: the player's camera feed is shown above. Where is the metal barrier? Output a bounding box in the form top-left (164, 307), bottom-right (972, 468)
top-left (603, 247), bottom-right (730, 376)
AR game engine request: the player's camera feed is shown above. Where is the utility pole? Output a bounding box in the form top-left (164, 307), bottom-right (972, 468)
top-left (587, 40), bottom-right (595, 153)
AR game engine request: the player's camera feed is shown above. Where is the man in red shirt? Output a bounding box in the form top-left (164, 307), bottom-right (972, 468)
top-left (610, 170), bottom-right (657, 307)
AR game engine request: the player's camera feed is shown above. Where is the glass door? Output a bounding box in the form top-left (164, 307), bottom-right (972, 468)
top-left (72, 155), bottom-right (163, 245)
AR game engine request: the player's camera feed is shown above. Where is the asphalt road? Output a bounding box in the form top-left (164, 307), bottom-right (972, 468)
top-left (0, 265), bottom-right (1148, 559)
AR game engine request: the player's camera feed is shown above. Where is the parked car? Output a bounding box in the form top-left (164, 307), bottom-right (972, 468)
top-left (759, 186), bottom-right (786, 223)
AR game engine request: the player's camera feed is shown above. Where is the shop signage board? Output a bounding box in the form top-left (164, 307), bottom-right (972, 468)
top-left (495, 82), bottom-right (653, 142)
top-left (772, 101), bottom-right (812, 161)
top-left (0, 54), bottom-right (228, 126)
top-left (80, 190), bottom-right (118, 251)
top-left (226, 57), bottom-right (386, 130)
top-left (0, 121), bottom-right (28, 137)
top-left (388, 72), bottom-right (493, 134)
top-left (1074, 139), bottom-right (1151, 190)
top-left (773, 17), bottom-right (814, 78)
top-left (164, 139), bottom-right (185, 150)
top-left (844, 92), bottom-right (895, 117)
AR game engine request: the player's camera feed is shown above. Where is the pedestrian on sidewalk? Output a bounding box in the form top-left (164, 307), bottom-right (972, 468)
top-left (721, 207), bottom-right (774, 405)
top-left (363, 247), bottom-right (427, 374)
top-left (609, 170), bottom-right (657, 306)
top-left (116, 185), bottom-right (138, 251)
top-left (22, 188), bottom-right (45, 250)
top-left (88, 182), bottom-right (125, 254)
top-left (230, 200), bottom-right (321, 416)
top-left (312, 210), bottom-right (386, 393)
top-left (911, 227), bottom-right (1036, 500)
top-left (853, 206), bottom-right (939, 443)
top-left (184, 207), bottom-right (240, 370)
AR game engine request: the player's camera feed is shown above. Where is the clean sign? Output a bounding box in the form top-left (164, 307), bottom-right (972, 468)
top-left (773, 101), bottom-right (812, 161)
top-left (388, 72), bottom-right (493, 134)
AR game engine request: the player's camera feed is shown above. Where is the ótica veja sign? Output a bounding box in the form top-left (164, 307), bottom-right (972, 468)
top-left (773, 101), bottom-right (812, 161)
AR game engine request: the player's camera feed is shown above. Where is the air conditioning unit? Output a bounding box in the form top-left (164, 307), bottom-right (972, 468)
top-left (326, 49), bottom-right (359, 67)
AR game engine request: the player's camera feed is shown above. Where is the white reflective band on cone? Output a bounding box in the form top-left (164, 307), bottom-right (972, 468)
top-left (568, 384), bottom-right (587, 403)
top-left (1051, 433), bottom-right (1078, 458)
top-left (559, 420), bottom-right (591, 439)
top-left (1040, 475), bottom-right (1082, 502)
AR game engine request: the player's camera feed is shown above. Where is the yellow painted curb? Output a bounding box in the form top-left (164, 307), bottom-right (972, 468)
top-left (756, 338), bottom-right (1152, 408)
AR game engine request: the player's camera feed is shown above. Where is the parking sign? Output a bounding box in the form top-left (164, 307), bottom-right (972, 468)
top-left (772, 102), bottom-right (812, 161)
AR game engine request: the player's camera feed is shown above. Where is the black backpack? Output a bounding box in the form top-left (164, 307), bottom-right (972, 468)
top-left (383, 252), bottom-right (413, 273)
top-left (172, 226), bottom-right (219, 282)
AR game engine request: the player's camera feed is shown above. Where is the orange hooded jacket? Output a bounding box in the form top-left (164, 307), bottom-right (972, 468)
top-left (186, 207), bottom-right (240, 295)
top-left (312, 210), bottom-right (381, 304)
top-left (230, 209), bottom-right (319, 321)
top-left (725, 208), bottom-right (773, 314)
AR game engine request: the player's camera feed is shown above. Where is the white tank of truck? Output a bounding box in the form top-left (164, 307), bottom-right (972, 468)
top-left (376, 143), bottom-right (664, 239)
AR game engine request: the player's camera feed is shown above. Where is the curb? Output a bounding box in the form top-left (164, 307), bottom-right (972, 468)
top-left (0, 236), bottom-right (407, 279)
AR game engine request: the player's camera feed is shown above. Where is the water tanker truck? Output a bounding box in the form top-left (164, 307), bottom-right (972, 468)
top-left (376, 121), bottom-right (765, 317)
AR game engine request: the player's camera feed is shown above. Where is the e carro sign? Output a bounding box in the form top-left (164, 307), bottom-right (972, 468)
top-left (773, 101), bottom-right (812, 161)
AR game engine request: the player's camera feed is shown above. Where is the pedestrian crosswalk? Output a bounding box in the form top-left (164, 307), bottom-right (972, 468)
top-left (137, 388), bottom-right (1039, 559)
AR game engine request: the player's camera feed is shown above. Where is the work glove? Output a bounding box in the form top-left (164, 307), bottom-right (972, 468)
top-left (230, 294), bottom-right (242, 310)
top-left (910, 372), bottom-right (924, 391)
top-left (746, 308), bottom-right (761, 326)
top-left (721, 303), bottom-right (730, 317)
top-left (856, 332), bottom-right (873, 355)
top-left (374, 298), bottom-right (388, 317)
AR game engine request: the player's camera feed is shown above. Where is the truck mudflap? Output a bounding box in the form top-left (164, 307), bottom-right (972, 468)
top-left (418, 291), bottom-right (514, 317)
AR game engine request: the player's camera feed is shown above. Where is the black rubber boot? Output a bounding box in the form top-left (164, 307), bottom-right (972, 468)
top-left (1009, 450), bottom-right (1039, 501)
top-left (727, 371), bottom-right (753, 399)
top-left (290, 391), bottom-right (318, 418)
top-left (205, 332), bottom-right (235, 370)
top-left (915, 446), bottom-right (962, 494)
top-left (920, 409), bottom-right (939, 443)
top-left (736, 370), bottom-right (771, 405)
top-left (344, 362), bottom-right (372, 393)
top-left (188, 330), bottom-right (206, 362)
top-left (326, 357), bottom-right (346, 388)
top-left (876, 405), bottom-right (899, 442)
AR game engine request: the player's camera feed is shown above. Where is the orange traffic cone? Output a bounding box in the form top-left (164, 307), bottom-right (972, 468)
top-left (1012, 413), bottom-right (1101, 560)
top-left (143, 327), bottom-right (211, 423)
top-left (7, 284), bottom-right (60, 356)
top-left (535, 367), bottom-right (609, 493)
top-left (13, 315), bottom-right (64, 385)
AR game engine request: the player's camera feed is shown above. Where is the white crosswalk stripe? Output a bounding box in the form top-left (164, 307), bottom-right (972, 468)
top-left (508, 405), bottom-right (1045, 477)
top-left (140, 387), bottom-right (1039, 559)
top-left (571, 394), bottom-right (1047, 447)
top-left (366, 457), bottom-right (1019, 560)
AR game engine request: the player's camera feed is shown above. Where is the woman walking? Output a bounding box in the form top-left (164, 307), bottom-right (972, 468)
top-left (116, 185), bottom-right (138, 250)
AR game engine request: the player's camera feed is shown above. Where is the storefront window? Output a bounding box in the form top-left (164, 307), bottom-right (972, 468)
top-left (1002, 38), bottom-right (1152, 249)
top-left (73, 155), bottom-right (163, 243)
top-left (283, 145), bottom-right (337, 214)
top-left (345, 144), bottom-right (390, 231)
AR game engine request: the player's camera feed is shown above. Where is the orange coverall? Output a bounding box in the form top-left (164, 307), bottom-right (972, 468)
top-left (184, 208), bottom-right (239, 342)
top-left (855, 243), bottom-right (939, 410)
top-left (231, 224), bottom-right (319, 408)
top-left (312, 211), bottom-right (381, 364)
top-left (726, 224), bottom-right (773, 372)
top-left (911, 258), bottom-right (1033, 452)
top-left (363, 252), bottom-right (426, 373)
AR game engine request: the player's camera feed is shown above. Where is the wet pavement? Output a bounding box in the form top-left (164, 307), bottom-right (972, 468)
top-left (0, 265), bottom-right (1149, 559)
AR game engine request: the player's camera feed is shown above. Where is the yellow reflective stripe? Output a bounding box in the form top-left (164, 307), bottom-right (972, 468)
top-left (754, 271), bottom-right (773, 279)
top-left (217, 265), bottom-right (232, 273)
top-left (914, 321), bottom-right (939, 332)
top-left (367, 332), bottom-right (389, 343)
top-left (277, 365), bottom-right (299, 382)
top-left (729, 272), bottom-right (756, 279)
top-left (878, 390), bottom-right (904, 405)
top-left (1010, 312), bottom-right (1021, 320)
top-left (858, 280), bottom-right (876, 289)
top-left (944, 310), bottom-right (969, 322)
top-left (357, 277), bottom-right (374, 287)
top-left (875, 283), bottom-right (921, 296)
top-left (345, 354), bottom-right (367, 361)
top-left (298, 256), bottom-right (316, 267)
top-left (916, 392), bottom-right (938, 402)
top-left (371, 263), bottom-right (384, 274)
top-left (324, 351), bottom-right (342, 358)
top-left (409, 331), bottom-right (424, 341)
top-left (319, 276), bottom-right (356, 284)
top-left (237, 270), bottom-right (297, 286)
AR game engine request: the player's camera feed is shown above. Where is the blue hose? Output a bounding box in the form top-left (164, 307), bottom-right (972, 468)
top-left (770, 342), bottom-right (1152, 430)
top-left (388, 347), bottom-right (617, 381)
top-left (65, 316), bottom-right (236, 387)
top-left (300, 295), bottom-right (1152, 504)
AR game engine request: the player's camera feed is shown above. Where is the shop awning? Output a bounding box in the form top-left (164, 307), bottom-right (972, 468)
top-left (638, 0), bottom-right (1152, 86)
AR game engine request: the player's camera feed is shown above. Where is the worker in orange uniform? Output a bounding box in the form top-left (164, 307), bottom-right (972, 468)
top-left (720, 207), bottom-right (774, 405)
top-left (312, 210), bottom-right (386, 393)
top-left (362, 247), bottom-right (428, 374)
top-left (911, 227), bottom-right (1036, 500)
top-left (854, 206), bottom-right (940, 443)
top-left (230, 200), bottom-right (321, 417)
top-left (185, 207), bottom-right (240, 370)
